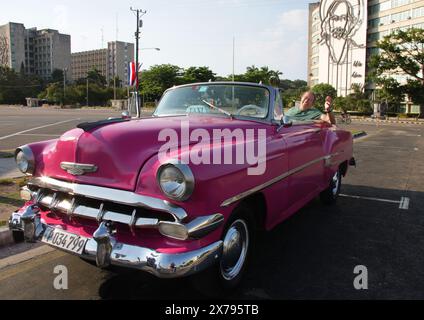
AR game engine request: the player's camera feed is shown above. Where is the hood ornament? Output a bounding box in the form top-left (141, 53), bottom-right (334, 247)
top-left (61, 162), bottom-right (98, 176)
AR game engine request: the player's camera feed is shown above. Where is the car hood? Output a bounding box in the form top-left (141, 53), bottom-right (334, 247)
top-left (37, 115), bottom-right (269, 191)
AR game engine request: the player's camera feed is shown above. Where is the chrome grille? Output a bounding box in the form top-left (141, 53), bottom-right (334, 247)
top-left (31, 186), bottom-right (175, 230)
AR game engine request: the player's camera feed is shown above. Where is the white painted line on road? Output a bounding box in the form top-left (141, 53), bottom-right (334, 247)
top-left (399, 197), bottom-right (410, 210)
top-left (0, 119), bottom-right (81, 141)
top-left (17, 134), bottom-right (61, 137)
top-left (340, 194), bottom-right (400, 204)
top-left (341, 194), bottom-right (410, 210)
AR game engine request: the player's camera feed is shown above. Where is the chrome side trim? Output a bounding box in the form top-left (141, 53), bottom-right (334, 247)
top-left (186, 214), bottom-right (225, 239)
top-left (28, 177), bottom-right (188, 221)
top-left (221, 152), bottom-right (344, 207)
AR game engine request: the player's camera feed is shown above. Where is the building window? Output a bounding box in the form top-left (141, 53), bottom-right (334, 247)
top-left (391, 0), bottom-right (410, 9)
top-left (368, 32), bottom-right (380, 42)
top-left (368, 47), bottom-right (380, 56)
top-left (369, 15), bottom-right (391, 28)
top-left (412, 7), bottom-right (424, 19)
top-left (391, 10), bottom-right (411, 23)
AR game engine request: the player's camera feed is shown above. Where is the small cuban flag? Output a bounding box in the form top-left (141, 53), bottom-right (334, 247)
top-left (128, 62), bottom-right (142, 87)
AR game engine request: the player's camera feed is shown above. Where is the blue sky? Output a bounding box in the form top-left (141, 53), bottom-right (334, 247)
top-left (1, 0), bottom-right (312, 80)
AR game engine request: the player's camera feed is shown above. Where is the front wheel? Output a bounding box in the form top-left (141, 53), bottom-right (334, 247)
top-left (320, 169), bottom-right (342, 205)
top-left (190, 206), bottom-right (254, 295)
top-left (12, 230), bottom-right (24, 243)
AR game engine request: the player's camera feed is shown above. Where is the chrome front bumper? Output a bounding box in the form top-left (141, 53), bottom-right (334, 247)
top-left (15, 205), bottom-right (223, 279)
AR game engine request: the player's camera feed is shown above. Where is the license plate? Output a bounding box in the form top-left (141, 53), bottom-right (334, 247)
top-left (42, 227), bottom-right (88, 255)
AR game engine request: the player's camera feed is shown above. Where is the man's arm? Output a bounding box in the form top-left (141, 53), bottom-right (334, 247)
top-left (321, 112), bottom-right (336, 125)
top-left (320, 96), bottom-right (336, 125)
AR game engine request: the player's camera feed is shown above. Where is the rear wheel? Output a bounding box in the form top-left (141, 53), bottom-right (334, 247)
top-left (320, 169), bottom-right (342, 205)
top-left (190, 205), bottom-right (255, 296)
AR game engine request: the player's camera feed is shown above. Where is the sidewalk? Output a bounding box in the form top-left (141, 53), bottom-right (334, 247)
top-left (352, 117), bottom-right (424, 125)
top-left (0, 158), bottom-right (23, 180)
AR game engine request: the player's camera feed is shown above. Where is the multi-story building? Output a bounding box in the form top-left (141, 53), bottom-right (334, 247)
top-left (71, 48), bottom-right (108, 82)
top-left (0, 22), bottom-right (71, 80)
top-left (0, 22), bottom-right (27, 72)
top-left (308, 0), bottom-right (424, 110)
top-left (71, 41), bottom-right (134, 86)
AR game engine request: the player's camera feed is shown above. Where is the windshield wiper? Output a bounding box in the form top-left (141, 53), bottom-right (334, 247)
top-left (202, 100), bottom-right (233, 119)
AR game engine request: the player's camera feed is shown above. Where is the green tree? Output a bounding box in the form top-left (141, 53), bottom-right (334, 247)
top-left (109, 76), bottom-right (123, 88)
top-left (369, 28), bottom-right (424, 114)
top-left (51, 69), bottom-right (64, 84)
top-left (140, 64), bottom-right (182, 101)
top-left (280, 79), bottom-right (309, 108)
top-left (0, 66), bottom-right (43, 104)
top-left (87, 68), bottom-right (107, 87)
top-left (233, 66), bottom-right (283, 85)
top-left (311, 83), bottom-right (337, 111)
top-left (182, 66), bottom-right (216, 83)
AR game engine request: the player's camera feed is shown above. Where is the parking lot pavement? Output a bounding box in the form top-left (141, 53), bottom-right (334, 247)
top-left (0, 158), bottom-right (22, 179)
top-left (0, 121), bottom-right (423, 299)
top-left (0, 107), bottom-right (153, 151)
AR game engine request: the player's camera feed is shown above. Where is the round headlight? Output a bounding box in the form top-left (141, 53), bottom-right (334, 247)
top-left (16, 151), bottom-right (29, 173)
top-left (15, 146), bottom-right (35, 175)
top-left (157, 163), bottom-right (195, 201)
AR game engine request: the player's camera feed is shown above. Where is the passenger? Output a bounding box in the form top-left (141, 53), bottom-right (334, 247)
top-left (285, 91), bottom-right (336, 125)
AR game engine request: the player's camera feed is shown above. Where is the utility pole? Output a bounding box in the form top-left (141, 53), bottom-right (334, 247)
top-left (130, 7), bottom-right (146, 114)
top-left (232, 36), bottom-right (235, 82)
top-left (86, 78), bottom-right (89, 107)
top-left (114, 13), bottom-right (118, 101)
top-left (63, 68), bottom-right (67, 105)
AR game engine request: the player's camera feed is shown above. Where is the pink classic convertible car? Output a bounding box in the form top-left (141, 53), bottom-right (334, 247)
top-left (9, 82), bottom-right (354, 290)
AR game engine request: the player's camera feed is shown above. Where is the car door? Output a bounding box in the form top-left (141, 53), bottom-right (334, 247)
top-left (281, 121), bottom-right (326, 209)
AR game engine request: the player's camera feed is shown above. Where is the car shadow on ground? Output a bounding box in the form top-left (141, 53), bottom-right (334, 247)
top-left (97, 184), bottom-right (424, 300)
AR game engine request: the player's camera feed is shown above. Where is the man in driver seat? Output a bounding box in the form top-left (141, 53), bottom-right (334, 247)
top-left (286, 91), bottom-right (336, 125)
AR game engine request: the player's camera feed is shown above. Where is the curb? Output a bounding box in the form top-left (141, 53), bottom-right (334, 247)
top-left (353, 131), bottom-right (367, 139)
top-left (352, 118), bottom-right (424, 125)
top-left (0, 227), bottom-right (14, 248)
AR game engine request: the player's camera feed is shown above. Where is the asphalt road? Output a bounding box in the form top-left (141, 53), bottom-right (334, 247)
top-left (0, 111), bottom-right (423, 299)
top-left (0, 107), bottom-right (142, 151)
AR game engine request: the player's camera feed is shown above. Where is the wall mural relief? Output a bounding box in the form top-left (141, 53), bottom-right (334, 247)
top-left (318, 0), bottom-right (367, 96)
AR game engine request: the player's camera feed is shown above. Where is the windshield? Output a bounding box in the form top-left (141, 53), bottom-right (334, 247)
top-left (154, 84), bottom-right (270, 119)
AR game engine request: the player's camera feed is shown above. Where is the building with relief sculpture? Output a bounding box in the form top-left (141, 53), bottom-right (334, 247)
top-left (308, 0), bottom-right (424, 113)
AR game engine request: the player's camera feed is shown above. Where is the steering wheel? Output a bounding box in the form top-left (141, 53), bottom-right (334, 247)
top-left (236, 105), bottom-right (264, 116)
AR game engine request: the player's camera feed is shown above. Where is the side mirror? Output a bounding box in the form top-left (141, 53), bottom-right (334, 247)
top-left (277, 116), bottom-right (293, 132)
top-left (121, 111), bottom-right (131, 120)
top-left (281, 116), bottom-right (293, 128)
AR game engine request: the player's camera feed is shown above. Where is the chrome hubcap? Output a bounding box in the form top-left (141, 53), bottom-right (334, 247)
top-left (220, 219), bottom-right (249, 281)
top-left (332, 171), bottom-right (340, 196)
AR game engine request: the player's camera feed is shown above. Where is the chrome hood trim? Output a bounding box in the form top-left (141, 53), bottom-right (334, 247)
top-left (60, 162), bottom-right (98, 176)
